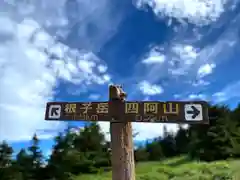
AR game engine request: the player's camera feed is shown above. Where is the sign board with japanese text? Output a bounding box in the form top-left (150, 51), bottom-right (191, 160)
top-left (111, 101), bottom-right (208, 124)
top-left (45, 101), bottom-right (208, 124)
top-left (45, 101), bottom-right (111, 121)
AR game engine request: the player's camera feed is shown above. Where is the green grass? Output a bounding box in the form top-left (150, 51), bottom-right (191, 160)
top-left (74, 156), bottom-right (240, 180)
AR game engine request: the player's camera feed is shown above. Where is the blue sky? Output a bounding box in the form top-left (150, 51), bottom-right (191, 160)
top-left (1, 0), bottom-right (240, 156)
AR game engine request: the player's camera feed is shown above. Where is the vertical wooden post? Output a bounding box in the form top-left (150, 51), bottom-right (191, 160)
top-left (109, 85), bottom-right (135, 180)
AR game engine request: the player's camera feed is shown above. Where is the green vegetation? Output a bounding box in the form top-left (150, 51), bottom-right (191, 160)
top-left (1, 104), bottom-right (240, 180)
top-left (75, 157), bottom-right (240, 180)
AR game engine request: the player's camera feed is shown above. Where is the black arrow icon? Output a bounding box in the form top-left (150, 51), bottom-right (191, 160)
top-left (187, 105), bottom-right (200, 119)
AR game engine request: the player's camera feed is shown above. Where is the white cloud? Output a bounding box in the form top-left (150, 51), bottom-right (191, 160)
top-left (78, 59), bottom-right (96, 74)
top-left (138, 81), bottom-right (164, 95)
top-left (142, 47), bottom-right (165, 64)
top-left (69, 127), bottom-right (84, 135)
top-left (0, 2), bottom-right (113, 142)
top-left (97, 64), bottom-right (108, 73)
top-left (133, 9), bottom-right (240, 88)
top-left (173, 94), bottom-right (182, 99)
top-left (89, 94), bottom-right (101, 100)
top-left (101, 74), bottom-right (111, 83)
top-left (0, 17), bottom-right (60, 141)
top-left (135, 0), bottom-right (228, 26)
top-left (172, 45), bottom-right (198, 63)
top-left (213, 81), bottom-right (240, 102)
top-left (192, 79), bottom-right (210, 87)
top-left (213, 92), bottom-right (227, 102)
top-left (187, 93), bottom-right (207, 100)
top-left (169, 44), bottom-right (199, 75)
top-left (132, 123), bottom-right (179, 141)
top-left (197, 63), bottom-right (216, 78)
top-left (173, 93), bottom-right (208, 101)
top-left (142, 55), bottom-right (165, 64)
top-left (98, 122), bottom-right (179, 141)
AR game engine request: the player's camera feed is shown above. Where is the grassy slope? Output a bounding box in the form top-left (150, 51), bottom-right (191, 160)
top-left (74, 157), bottom-right (240, 180)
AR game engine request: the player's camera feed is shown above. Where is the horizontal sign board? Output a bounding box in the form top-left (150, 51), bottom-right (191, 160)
top-left (45, 101), bottom-right (208, 124)
top-left (45, 102), bottom-right (112, 121)
top-left (111, 101), bottom-right (209, 124)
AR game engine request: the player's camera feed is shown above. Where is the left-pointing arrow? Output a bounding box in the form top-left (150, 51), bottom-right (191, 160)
top-left (51, 107), bottom-right (60, 116)
top-left (187, 105), bottom-right (200, 119)
top-left (48, 105), bottom-right (61, 119)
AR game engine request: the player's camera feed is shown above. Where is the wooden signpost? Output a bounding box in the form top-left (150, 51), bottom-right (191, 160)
top-left (45, 85), bottom-right (209, 180)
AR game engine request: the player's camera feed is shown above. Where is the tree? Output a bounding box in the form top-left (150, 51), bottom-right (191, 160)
top-left (188, 105), bottom-right (233, 161)
top-left (0, 141), bottom-right (14, 180)
top-left (47, 132), bottom-right (74, 180)
top-left (72, 123), bottom-right (111, 173)
top-left (145, 140), bottom-right (163, 161)
top-left (175, 126), bottom-right (189, 154)
top-left (134, 146), bottom-right (149, 162)
top-left (0, 141), bottom-right (13, 167)
top-left (224, 115), bottom-right (240, 157)
top-left (47, 123), bottom-right (111, 178)
top-left (26, 134), bottom-right (44, 180)
top-left (13, 148), bottom-right (31, 180)
top-left (160, 133), bottom-right (177, 158)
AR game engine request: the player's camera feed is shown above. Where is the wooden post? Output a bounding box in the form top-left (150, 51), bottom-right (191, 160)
top-left (109, 85), bottom-right (135, 180)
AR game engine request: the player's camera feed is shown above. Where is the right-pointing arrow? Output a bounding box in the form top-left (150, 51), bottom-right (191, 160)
top-left (187, 105), bottom-right (200, 119)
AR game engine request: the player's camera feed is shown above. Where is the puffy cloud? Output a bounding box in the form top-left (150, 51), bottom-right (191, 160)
top-left (134, 10), bottom-right (240, 86)
top-left (134, 0), bottom-right (239, 86)
top-left (138, 81), bottom-right (164, 95)
top-left (97, 64), bottom-right (108, 73)
top-left (142, 47), bottom-right (165, 64)
top-left (135, 0), bottom-right (228, 26)
top-left (197, 63), bottom-right (216, 78)
top-left (168, 44), bottom-right (199, 75)
top-left (0, 1), bottom-right (112, 142)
